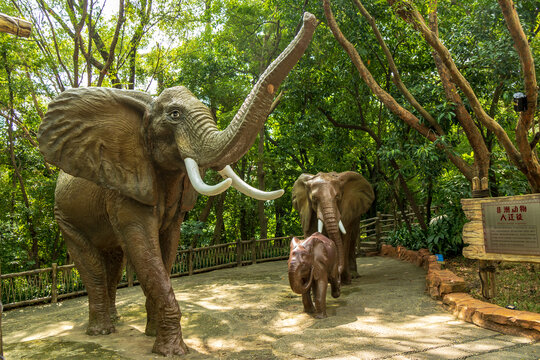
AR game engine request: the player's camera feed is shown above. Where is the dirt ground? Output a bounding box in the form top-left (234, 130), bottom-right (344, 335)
top-left (2, 257), bottom-right (538, 359)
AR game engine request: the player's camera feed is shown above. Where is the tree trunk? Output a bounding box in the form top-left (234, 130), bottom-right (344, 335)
top-left (390, 160), bottom-right (427, 231)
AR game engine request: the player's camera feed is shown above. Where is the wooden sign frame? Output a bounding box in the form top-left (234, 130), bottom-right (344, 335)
top-left (461, 193), bottom-right (540, 263)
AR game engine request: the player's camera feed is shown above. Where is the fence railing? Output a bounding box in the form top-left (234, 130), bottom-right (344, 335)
top-left (0, 212), bottom-right (410, 310)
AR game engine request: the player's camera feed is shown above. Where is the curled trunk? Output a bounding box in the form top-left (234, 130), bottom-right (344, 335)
top-left (199, 13), bottom-right (318, 170)
top-left (288, 267), bottom-right (313, 294)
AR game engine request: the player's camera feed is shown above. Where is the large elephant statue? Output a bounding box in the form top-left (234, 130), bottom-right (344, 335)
top-left (292, 171), bottom-right (374, 285)
top-left (288, 233), bottom-right (340, 319)
top-left (37, 13), bottom-right (317, 356)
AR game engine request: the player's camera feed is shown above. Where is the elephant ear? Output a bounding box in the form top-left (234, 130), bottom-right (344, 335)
top-left (38, 87), bottom-right (157, 205)
top-left (292, 173), bottom-right (314, 235)
top-left (338, 171), bottom-right (375, 224)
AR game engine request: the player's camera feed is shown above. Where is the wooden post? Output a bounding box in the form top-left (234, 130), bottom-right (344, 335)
top-left (51, 263), bottom-right (58, 303)
top-left (479, 260), bottom-right (497, 299)
top-left (188, 247), bottom-right (194, 276)
top-left (472, 176), bottom-right (497, 299)
top-left (126, 261), bottom-right (134, 287)
top-left (0, 13), bottom-right (32, 37)
top-left (251, 238), bottom-right (257, 264)
top-left (236, 239), bottom-right (243, 267)
top-left (375, 211), bottom-right (382, 250)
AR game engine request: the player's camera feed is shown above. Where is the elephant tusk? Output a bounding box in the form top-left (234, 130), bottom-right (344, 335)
top-left (339, 220), bottom-right (347, 235)
top-left (318, 219), bottom-right (324, 233)
top-left (218, 165), bottom-right (284, 201)
top-left (184, 158), bottom-right (232, 196)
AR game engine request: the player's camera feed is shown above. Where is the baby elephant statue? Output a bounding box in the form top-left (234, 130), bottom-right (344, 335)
top-left (288, 233), bottom-right (341, 319)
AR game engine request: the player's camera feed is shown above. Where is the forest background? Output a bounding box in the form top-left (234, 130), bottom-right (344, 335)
top-left (0, 0), bottom-right (538, 273)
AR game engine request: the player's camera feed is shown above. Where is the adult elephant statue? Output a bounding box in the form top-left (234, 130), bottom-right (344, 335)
top-left (37, 13), bottom-right (317, 357)
top-left (292, 171), bottom-right (374, 285)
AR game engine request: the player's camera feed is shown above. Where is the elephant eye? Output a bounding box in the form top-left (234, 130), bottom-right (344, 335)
top-left (170, 110), bottom-right (181, 119)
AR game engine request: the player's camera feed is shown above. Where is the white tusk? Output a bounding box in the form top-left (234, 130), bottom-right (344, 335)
top-left (184, 158), bottom-right (232, 196)
top-left (318, 219), bottom-right (324, 233)
top-left (339, 220), bottom-right (347, 235)
top-left (218, 165), bottom-right (284, 201)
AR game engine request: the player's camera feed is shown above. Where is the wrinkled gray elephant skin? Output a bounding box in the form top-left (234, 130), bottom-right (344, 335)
top-left (288, 233), bottom-right (340, 319)
top-left (292, 171), bottom-right (374, 285)
top-left (37, 13), bottom-right (318, 357)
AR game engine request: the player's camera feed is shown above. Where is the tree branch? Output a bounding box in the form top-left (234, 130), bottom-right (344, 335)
top-left (387, 0), bottom-right (525, 175)
top-left (322, 0), bottom-right (474, 180)
top-left (352, 0), bottom-right (443, 135)
top-left (498, 0), bottom-right (540, 191)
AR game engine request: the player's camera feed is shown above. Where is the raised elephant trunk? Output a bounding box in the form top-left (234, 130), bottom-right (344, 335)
top-left (198, 13), bottom-right (318, 170)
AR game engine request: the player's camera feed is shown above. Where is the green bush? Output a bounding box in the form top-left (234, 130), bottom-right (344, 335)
top-left (387, 209), bottom-right (466, 257)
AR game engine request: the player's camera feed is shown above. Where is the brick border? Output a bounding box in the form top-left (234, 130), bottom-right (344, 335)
top-left (379, 244), bottom-right (540, 340)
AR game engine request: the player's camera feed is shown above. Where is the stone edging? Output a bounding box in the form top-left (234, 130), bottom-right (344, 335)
top-left (379, 244), bottom-right (540, 341)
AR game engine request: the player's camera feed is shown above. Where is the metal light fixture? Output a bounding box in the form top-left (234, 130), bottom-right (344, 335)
top-left (513, 92), bottom-right (528, 112)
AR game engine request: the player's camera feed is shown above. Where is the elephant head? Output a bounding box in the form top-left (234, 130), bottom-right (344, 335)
top-left (38, 13), bottom-right (318, 205)
top-left (288, 236), bottom-right (315, 294)
top-left (292, 171), bottom-right (374, 274)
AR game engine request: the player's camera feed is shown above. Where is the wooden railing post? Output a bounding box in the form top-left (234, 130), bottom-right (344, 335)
top-left (188, 246), bottom-right (194, 276)
top-left (236, 239), bottom-right (243, 267)
top-left (126, 260), bottom-right (134, 287)
top-left (51, 263), bottom-right (58, 304)
top-left (375, 212), bottom-right (382, 250)
top-left (251, 238), bottom-right (257, 264)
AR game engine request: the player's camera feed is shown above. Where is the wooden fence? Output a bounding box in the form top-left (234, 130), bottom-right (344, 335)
top-left (0, 212), bottom-right (405, 310)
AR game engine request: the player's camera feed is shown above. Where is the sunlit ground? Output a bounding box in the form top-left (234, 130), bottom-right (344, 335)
top-left (3, 257), bottom-right (537, 359)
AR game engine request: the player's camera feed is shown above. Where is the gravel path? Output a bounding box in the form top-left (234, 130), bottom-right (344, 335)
top-left (2, 257), bottom-right (538, 359)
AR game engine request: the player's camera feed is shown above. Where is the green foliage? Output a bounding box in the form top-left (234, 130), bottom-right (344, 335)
top-left (386, 224), bottom-right (426, 251)
top-left (386, 212), bottom-right (465, 257)
top-left (180, 220), bottom-right (214, 248)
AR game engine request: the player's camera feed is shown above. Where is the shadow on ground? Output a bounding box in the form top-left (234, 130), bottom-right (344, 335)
top-left (3, 257), bottom-right (538, 359)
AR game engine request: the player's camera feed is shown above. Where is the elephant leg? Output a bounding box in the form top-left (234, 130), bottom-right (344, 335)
top-left (58, 221), bottom-right (114, 335)
top-left (110, 201), bottom-right (187, 356)
top-left (302, 291), bottom-right (315, 314)
top-left (103, 247), bottom-right (124, 322)
top-left (329, 275), bottom-right (341, 298)
top-left (312, 279), bottom-right (328, 319)
top-left (146, 217), bottom-right (183, 337)
top-left (348, 228), bottom-right (360, 279)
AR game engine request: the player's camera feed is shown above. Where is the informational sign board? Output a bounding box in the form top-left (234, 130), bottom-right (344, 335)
top-left (461, 193), bottom-right (540, 263)
top-left (482, 198), bottom-right (540, 256)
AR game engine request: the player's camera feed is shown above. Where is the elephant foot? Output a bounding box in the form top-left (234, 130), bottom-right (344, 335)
top-left (86, 322), bottom-right (115, 335)
top-left (145, 319), bottom-right (157, 337)
top-left (341, 275), bottom-right (352, 285)
top-left (350, 270), bottom-right (360, 279)
top-left (152, 334), bottom-right (188, 356)
top-left (313, 312), bottom-right (327, 319)
top-left (331, 286), bottom-right (340, 298)
top-left (109, 308), bottom-right (120, 322)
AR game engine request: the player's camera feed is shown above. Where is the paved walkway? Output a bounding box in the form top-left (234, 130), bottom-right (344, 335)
top-left (2, 257), bottom-right (538, 359)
